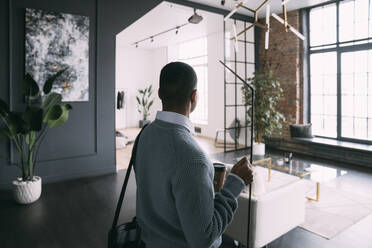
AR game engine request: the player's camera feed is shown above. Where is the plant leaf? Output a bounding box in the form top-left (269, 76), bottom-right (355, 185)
top-left (148, 100), bottom-right (154, 109)
top-left (23, 74), bottom-right (40, 97)
top-left (46, 104), bottom-right (72, 128)
top-left (23, 107), bottom-right (43, 132)
top-left (0, 98), bottom-right (9, 117)
top-left (41, 93), bottom-right (62, 112)
top-left (6, 112), bottom-right (28, 135)
top-left (43, 105), bottom-right (63, 123)
top-left (43, 69), bottom-right (66, 94)
top-left (136, 96), bottom-right (141, 105)
top-left (0, 127), bottom-right (12, 139)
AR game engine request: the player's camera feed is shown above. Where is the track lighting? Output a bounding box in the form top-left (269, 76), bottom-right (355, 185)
top-left (132, 8), bottom-right (203, 48)
top-left (221, 0), bottom-right (225, 6)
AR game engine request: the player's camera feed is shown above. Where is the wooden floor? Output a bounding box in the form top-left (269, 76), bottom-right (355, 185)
top-left (1, 149), bottom-right (372, 247)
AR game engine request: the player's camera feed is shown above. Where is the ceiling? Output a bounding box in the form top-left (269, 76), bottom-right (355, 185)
top-left (186, 0), bottom-right (331, 17)
top-left (117, 0), bottom-right (330, 50)
top-left (116, 2), bottom-right (222, 50)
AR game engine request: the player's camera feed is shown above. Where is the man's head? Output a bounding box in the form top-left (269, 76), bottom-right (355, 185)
top-left (159, 62), bottom-right (198, 114)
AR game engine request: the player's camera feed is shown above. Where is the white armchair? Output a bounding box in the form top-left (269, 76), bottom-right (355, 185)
top-left (224, 165), bottom-right (306, 248)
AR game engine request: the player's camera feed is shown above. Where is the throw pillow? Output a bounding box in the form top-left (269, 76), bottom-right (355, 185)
top-left (290, 123), bottom-right (314, 138)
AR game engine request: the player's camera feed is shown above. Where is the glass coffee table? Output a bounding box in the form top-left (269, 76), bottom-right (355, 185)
top-left (230, 154), bottom-right (348, 202)
top-left (211, 150), bottom-right (348, 202)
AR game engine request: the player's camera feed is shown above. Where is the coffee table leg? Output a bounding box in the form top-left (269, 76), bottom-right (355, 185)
top-left (268, 159), bottom-right (272, 182)
top-left (306, 182), bottom-right (320, 202)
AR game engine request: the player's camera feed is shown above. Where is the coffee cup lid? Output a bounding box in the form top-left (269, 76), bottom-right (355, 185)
top-left (213, 163), bottom-right (227, 172)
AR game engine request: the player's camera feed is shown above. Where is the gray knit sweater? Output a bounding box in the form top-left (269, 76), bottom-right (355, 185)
top-left (135, 119), bottom-right (245, 248)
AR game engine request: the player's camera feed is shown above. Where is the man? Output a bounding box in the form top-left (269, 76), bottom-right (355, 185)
top-left (135, 62), bottom-right (253, 248)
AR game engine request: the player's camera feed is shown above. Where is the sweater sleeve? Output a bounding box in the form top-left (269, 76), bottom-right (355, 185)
top-left (171, 157), bottom-right (245, 248)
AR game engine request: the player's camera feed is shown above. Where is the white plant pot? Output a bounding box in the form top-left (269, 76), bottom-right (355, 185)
top-left (12, 176), bottom-right (42, 204)
top-left (253, 142), bottom-right (265, 156)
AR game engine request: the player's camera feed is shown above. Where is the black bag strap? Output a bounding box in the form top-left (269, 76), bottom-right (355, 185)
top-left (111, 124), bottom-right (149, 229)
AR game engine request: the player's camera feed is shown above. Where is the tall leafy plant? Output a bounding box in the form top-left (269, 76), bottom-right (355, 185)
top-left (136, 85), bottom-right (154, 121)
top-left (242, 69), bottom-right (285, 143)
top-left (0, 70), bottom-right (72, 181)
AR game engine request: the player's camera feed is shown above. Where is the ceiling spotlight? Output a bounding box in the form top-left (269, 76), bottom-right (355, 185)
top-left (188, 9), bottom-right (203, 24)
top-left (150, 37), bottom-right (154, 42)
top-left (135, 43), bottom-right (138, 48)
top-left (176, 27), bottom-right (179, 34)
top-left (221, 0), bottom-right (225, 5)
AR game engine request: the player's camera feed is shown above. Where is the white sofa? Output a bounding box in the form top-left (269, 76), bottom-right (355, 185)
top-left (224, 165), bottom-right (306, 248)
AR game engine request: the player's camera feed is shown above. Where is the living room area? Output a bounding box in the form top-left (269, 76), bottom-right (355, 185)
top-left (1, 0), bottom-right (372, 248)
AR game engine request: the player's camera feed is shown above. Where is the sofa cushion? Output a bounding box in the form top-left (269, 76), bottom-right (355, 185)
top-left (290, 123), bottom-right (314, 138)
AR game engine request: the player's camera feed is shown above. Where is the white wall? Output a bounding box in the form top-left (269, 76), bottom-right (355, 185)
top-left (149, 48), bottom-right (167, 119)
top-left (115, 46), bottom-right (167, 129)
top-left (196, 31), bottom-right (225, 138)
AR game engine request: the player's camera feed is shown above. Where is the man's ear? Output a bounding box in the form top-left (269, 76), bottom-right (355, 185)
top-left (191, 89), bottom-right (198, 102)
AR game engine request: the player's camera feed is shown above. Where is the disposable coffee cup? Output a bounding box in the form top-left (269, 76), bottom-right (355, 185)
top-left (213, 163), bottom-right (227, 192)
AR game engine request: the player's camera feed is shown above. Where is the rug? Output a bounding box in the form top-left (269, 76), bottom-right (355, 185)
top-left (299, 180), bottom-right (372, 239)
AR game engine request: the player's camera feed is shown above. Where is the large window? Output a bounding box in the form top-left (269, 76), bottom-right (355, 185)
top-left (308, 0), bottom-right (372, 143)
top-left (178, 37), bottom-right (208, 125)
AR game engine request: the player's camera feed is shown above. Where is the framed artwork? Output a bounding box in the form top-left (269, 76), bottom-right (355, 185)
top-left (25, 8), bottom-right (90, 102)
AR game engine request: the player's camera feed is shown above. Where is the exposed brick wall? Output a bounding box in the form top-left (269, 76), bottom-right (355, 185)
top-left (257, 10), bottom-right (304, 138)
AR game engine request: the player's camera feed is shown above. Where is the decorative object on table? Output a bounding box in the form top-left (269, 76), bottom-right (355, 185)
top-left (284, 152), bottom-right (293, 163)
top-left (224, 0), bottom-right (305, 52)
top-left (290, 123), bottom-right (314, 138)
top-left (25, 8), bottom-right (89, 102)
top-left (213, 163), bottom-right (227, 192)
top-left (136, 85), bottom-right (154, 128)
top-left (242, 68), bottom-right (285, 156)
top-left (0, 70), bottom-right (72, 204)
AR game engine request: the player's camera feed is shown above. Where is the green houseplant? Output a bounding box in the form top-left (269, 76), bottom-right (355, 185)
top-left (0, 70), bottom-right (72, 204)
top-left (242, 69), bottom-right (285, 155)
top-left (136, 85), bottom-right (154, 128)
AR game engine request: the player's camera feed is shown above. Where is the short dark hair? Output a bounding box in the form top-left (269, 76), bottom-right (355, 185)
top-left (159, 62), bottom-right (197, 107)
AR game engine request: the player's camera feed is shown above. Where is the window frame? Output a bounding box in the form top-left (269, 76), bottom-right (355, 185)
top-left (177, 37), bottom-right (209, 125)
top-left (306, 0), bottom-right (372, 144)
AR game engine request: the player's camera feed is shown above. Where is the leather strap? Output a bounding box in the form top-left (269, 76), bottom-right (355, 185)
top-left (111, 124), bottom-right (148, 229)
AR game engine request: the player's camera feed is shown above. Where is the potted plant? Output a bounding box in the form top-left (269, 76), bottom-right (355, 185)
top-left (242, 69), bottom-right (285, 156)
top-left (136, 85), bottom-right (154, 128)
top-left (0, 70), bottom-right (72, 204)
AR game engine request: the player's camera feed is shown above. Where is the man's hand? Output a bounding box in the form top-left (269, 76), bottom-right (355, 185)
top-left (231, 156), bottom-right (253, 185)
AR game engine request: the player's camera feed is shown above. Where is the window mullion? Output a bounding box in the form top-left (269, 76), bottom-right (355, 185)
top-left (336, 0), bottom-right (341, 139)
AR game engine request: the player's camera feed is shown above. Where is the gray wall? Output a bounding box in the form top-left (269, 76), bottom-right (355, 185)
top-left (0, 0), bottom-right (163, 188)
